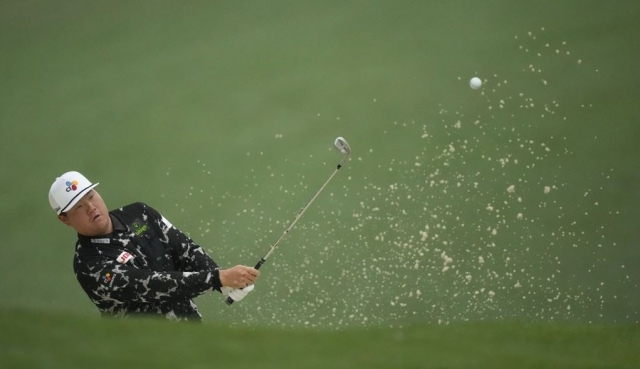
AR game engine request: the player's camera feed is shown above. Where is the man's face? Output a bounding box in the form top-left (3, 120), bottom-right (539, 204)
top-left (58, 189), bottom-right (112, 236)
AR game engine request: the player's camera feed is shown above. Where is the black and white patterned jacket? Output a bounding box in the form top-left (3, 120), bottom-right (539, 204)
top-left (73, 202), bottom-right (221, 321)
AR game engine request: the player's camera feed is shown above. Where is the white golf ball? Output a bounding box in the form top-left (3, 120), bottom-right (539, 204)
top-left (470, 77), bottom-right (482, 89)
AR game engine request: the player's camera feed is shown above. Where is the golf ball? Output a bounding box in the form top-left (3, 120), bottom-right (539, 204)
top-left (470, 77), bottom-right (482, 89)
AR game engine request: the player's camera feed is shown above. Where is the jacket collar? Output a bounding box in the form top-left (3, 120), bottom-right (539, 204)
top-left (77, 213), bottom-right (127, 245)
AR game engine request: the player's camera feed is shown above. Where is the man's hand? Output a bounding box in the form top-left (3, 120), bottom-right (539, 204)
top-left (221, 284), bottom-right (255, 302)
top-left (219, 265), bottom-right (260, 288)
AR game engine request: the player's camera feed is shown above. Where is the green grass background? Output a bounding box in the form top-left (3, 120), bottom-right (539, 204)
top-left (1, 0), bottom-right (639, 367)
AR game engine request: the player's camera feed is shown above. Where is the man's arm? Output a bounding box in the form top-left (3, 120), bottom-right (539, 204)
top-left (144, 203), bottom-right (261, 292)
top-left (76, 257), bottom-right (221, 305)
top-left (146, 205), bottom-right (219, 274)
top-left (157, 216), bottom-right (260, 289)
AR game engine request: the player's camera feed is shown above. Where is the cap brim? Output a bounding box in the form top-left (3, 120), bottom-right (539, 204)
top-left (58, 183), bottom-right (99, 214)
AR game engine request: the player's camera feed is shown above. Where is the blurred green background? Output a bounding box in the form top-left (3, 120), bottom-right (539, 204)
top-left (1, 0), bottom-right (639, 366)
top-left (2, 0), bottom-right (638, 325)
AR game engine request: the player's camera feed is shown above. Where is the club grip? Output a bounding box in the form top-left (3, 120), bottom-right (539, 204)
top-left (225, 259), bottom-right (266, 306)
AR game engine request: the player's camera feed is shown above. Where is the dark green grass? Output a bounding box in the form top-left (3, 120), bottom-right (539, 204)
top-left (1, 307), bottom-right (638, 369)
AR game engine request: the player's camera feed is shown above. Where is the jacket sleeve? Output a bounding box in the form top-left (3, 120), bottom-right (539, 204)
top-left (145, 204), bottom-right (221, 277)
top-left (75, 256), bottom-right (222, 305)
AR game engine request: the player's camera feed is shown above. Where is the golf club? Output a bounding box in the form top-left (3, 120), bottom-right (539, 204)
top-left (226, 137), bottom-right (351, 305)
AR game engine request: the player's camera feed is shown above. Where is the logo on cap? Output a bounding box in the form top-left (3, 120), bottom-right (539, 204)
top-left (65, 180), bottom-right (79, 192)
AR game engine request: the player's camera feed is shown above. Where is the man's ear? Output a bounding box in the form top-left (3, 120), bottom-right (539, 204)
top-left (58, 214), bottom-right (72, 227)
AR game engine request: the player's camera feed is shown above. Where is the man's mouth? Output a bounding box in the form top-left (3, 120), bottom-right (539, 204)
top-left (93, 214), bottom-right (101, 222)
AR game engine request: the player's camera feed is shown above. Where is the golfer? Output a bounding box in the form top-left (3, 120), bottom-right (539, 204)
top-left (49, 171), bottom-right (259, 321)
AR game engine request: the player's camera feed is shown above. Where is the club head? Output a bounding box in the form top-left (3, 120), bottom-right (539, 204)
top-left (334, 137), bottom-right (351, 155)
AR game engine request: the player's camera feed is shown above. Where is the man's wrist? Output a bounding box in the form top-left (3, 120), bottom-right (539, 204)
top-left (211, 268), bottom-right (223, 291)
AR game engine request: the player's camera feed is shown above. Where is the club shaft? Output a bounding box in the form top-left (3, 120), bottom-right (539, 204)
top-left (226, 155), bottom-right (349, 306)
top-left (260, 158), bottom-right (346, 265)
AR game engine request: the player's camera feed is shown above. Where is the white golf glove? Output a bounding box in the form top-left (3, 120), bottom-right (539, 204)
top-left (221, 284), bottom-right (255, 302)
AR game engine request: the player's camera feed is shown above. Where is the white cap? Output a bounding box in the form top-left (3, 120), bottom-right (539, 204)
top-left (49, 171), bottom-right (99, 214)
